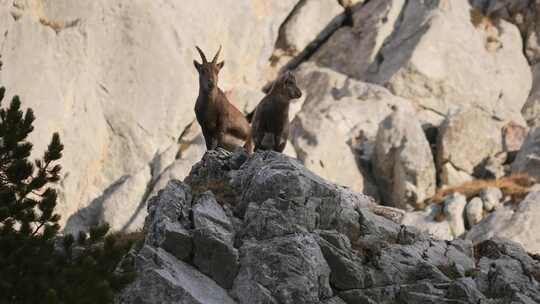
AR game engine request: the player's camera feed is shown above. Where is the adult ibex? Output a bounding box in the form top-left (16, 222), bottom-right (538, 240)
top-left (193, 45), bottom-right (252, 153)
top-left (249, 71), bottom-right (302, 152)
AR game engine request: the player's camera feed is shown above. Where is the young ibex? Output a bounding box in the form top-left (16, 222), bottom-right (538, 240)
top-left (193, 46), bottom-right (252, 152)
top-left (249, 71), bottom-right (302, 152)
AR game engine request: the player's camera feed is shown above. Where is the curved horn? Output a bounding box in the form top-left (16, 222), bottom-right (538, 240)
top-left (212, 45), bottom-right (222, 64)
top-left (195, 46), bottom-right (207, 63)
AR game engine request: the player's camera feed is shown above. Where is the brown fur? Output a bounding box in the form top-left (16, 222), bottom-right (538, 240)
top-left (249, 71), bottom-right (302, 152)
top-left (193, 46), bottom-right (252, 153)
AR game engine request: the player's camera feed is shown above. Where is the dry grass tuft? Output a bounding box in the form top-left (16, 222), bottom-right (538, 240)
top-left (39, 18), bottom-right (64, 33)
top-left (39, 18), bottom-right (80, 34)
top-left (109, 230), bottom-right (145, 248)
top-left (427, 173), bottom-right (536, 206)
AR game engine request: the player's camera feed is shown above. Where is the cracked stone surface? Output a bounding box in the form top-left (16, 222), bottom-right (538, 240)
top-left (372, 107), bottom-right (436, 210)
top-left (313, 0), bottom-right (406, 80)
top-left (436, 107), bottom-right (504, 186)
top-left (119, 150), bottom-right (540, 303)
top-left (512, 127), bottom-right (540, 180)
top-left (290, 62), bottom-right (415, 197)
top-left (0, 0), bottom-right (298, 231)
top-left (366, 0), bottom-right (531, 124)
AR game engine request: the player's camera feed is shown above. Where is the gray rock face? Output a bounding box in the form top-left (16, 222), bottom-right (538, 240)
top-left (144, 180), bottom-right (193, 260)
top-left (524, 64), bottom-right (540, 128)
top-left (277, 0), bottom-right (344, 54)
top-left (0, 0), bottom-right (297, 230)
top-left (98, 167), bottom-right (152, 233)
top-left (402, 204), bottom-right (453, 240)
top-left (120, 150), bottom-right (540, 303)
top-left (471, 0), bottom-right (540, 63)
top-left (437, 107), bottom-right (504, 186)
top-left (291, 63), bottom-right (414, 196)
top-left (373, 108), bottom-right (436, 210)
top-left (513, 128), bottom-right (540, 180)
top-left (367, 0), bottom-right (531, 124)
top-left (192, 193), bottom-right (239, 290)
top-left (467, 191), bottom-right (540, 254)
top-left (481, 187), bottom-right (503, 212)
top-left (64, 166), bottom-right (153, 235)
top-left (313, 0), bottom-right (406, 79)
top-left (232, 234), bottom-right (332, 304)
top-left (443, 193), bottom-right (468, 238)
top-left (503, 121), bottom-right (530, 153)
top-left (117, 246), bottom-right (237, 304)
top-left (466, 197), bottom-right (484, 227)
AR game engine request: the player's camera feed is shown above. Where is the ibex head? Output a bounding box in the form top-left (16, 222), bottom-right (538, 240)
top-left (272, 71), bottom-right (302, 100)
top-left (193, 45), bottom-right (224, 92)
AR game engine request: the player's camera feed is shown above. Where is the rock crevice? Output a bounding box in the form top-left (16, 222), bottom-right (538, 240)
top-left (119, 150), bottom-right (540, 304)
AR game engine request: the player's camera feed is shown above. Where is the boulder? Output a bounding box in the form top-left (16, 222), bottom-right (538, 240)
top-left (466, 197), bottom-right (484, 227)
top-left (159, 222), bottom-right (192, 262)
top-left (230, 151), bottom-right (376, 245)
top-left (192, 193), bottom-right (239, 290)
top-left (439, 163), bottom-right (474, 187)
top-left (143, 180), bottom-right (193, 257)
top-left (503, 122), bottom-right (529, 153)
top-left (239, 198), bottom-right (318, 241)
top-left (64, 166), bottom-right (152, 234)
top-left (471, 0), bottom-right (540, 63)
top-left (467, 191), bottom-right (540, 254)
top-left (291, 63), bottom-right (414, 195)
top-left (277, 0), bottom-right (344, 54)
top-left (479, 153), bottom-right (508, 179)
top-left (120, 150), bottom-right (540, 303)
top-left (524, 64), bottom-right (540, 128)
top-left (231, 234), bottom-right (332, 304)
top-left (402, 204), bottom-right (453, 240)
top-left (316, 230), bottom-right (365, 290)
top-left (480, 187), bottom-right (503, 212)
top-left (512, 128), bottom-right (540, 180)
top-left (474, 238), bottom-right (540, 302)
top-left (0, 0), bottom-right (298, 229)
top-left (313, 0), bottom-right (406, 80)
top-left (366, 0), bottom-right (531, 124)
top-left (373, 108), bottom-right (437, 210)
top-left (117, 246), bottom-right (237, 304)
top-left (443, 193), bottom-right (467, 238)
top-left (437, 107), bottom-right (504, 186)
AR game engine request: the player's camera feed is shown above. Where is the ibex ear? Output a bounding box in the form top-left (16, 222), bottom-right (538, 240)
top-left (193, 60), bottom-right (202, 72)
top-left (217, 61), bottom-right (225, 70)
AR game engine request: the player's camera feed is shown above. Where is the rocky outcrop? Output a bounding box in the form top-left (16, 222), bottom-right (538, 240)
top-left (373, 108), bottom-right (436, 210)
top-left (402, 204), bottom-right (453, 240)
top-left (437, 107), bottom-right (504, 186)
top-left (366, 0), bottom-right (531, 124)
top-left (0, 0), bottom-right (298, 231)
top-left (2, 0), bottom-right (537, 238)
top-left (291, 63), bottom-right (414, 196)
top-left (467, 191), bottom-right (540, 255)
top-left (524, 64), bottom-right (540, 128)
top-left (119, 150), bottom-right (540, 303)
top-left (277, 0), bottom-right (344, 55)
top-left (512, 128), bottom-right (540, 180)
top-left (471, 0), bottom-right (540, 63)
top-left (313, 0), bottom-right (406, 80)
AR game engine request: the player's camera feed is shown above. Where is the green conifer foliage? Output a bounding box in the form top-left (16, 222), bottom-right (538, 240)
top-left (0, 87), bottom-right (137, 304)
